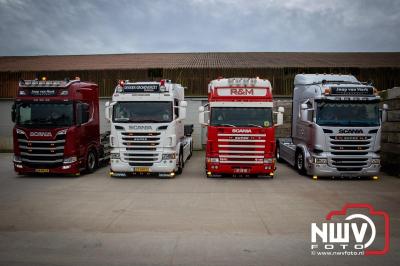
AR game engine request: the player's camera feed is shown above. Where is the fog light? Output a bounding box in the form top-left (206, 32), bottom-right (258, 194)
top-left (13, 155), bottom-right (22, 163)
top-left (207, 157), bottom-right (219, 163)
top-left (62, 165), bottom-right (71, 170)
top-left (264, 158), bottom-right (274, 164)
top-left (111, 153), bottom-right (120, 159)
top-left (372, 176), bottom-right (379, 180)
top-left (313, 157), bottom-right (327, 164)
top-left (371, 158), bottom-right (380, 164)
top-left (162, 153), bottom-right (176, 160)
top-left (63, 156), bottom-right (77, 164)
top-left (207, 171), bottom-right (212, 176)
top-left (313, 175), bottom-right (318, 180)
top-left (170, 172), bottom-right (175, 177)
top-left (269, 172), bottom-right (274, 176)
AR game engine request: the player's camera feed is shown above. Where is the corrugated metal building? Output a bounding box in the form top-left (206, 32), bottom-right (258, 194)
top-left (1, 52), bottom-right (400, 98)
top-left (1, 52), bottom-right (400, 152)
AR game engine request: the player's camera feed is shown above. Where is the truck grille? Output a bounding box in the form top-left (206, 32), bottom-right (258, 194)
top-left (121, 132), bottom-right (161, 166)
top-left (217, 133), bottom-right (265, 164)
top-left (329, 135), bottom-right (371, 171)
top-left (17, 132), bottom-right (65, 168)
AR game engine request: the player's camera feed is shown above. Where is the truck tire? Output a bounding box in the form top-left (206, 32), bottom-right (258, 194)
top-left (276, 142), bottom-right (284, 163)
top-left (176, 151), bottom-right (184, 175)
top-left (86, 150), bottom-right (98, 174)
top-left (187, 142), bottom-right (193, 160)
top-left (295, 150), bottom-right (306, 175)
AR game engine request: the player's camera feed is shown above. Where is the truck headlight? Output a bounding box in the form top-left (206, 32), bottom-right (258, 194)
top-left (313, 157), bottom-right (327, 164)
top-left (57, 129), bottom-right (68, 135)
top-left (63, 156), bottom-right (77, 164)
top-left (207, 157), bottom-right (219, 163)
top-left (162, 153), bottom-right (176, 160)
top-left (371, 158), bottom-right (380, 164)
top-left (16, 129), bottom-right (26, 135)
top-left (13, 155), bottom-right (22, 163)
top-left (111, 153), bottom-right (120, 159)
top-left (264, 158), bottom-right (274, 164)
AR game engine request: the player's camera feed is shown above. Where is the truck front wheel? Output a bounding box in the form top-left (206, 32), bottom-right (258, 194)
top-left (276, 143), bottom-right (284, 163)
top-left (176, 151), bottom-right (184, 175)
top-left (86, 150), bottom-right (98, 174)
top-left (295, 150), bottom-right (306, 175)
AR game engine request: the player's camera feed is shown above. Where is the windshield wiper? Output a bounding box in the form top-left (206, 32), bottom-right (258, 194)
top-left (133, 119), bottom-right (163, 123)
top-left (115, 118), bottom-right (130, 122)
top-left (215, 123), bottom-right (236, 127)
top-left (244, 124), bottom-right (263, 128)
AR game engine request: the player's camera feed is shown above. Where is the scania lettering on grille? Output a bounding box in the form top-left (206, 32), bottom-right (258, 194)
top-left (129, 125), bottom-right (152, 130)
top-left (232, 129), bottom-right (252, 134)
top-left (338, 129), bottom-right (363, 134)
top-left (30, 132), bottom-right (52, 137)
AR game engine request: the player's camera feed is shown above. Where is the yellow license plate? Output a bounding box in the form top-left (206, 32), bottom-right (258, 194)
top-left (35, 169), bottom-right (49, 173)
top-left (134, 167), bottom-right (149, 173)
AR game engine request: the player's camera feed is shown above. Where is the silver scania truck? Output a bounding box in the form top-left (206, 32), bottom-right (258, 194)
top-left (276, 74), bottom-right (388, 179)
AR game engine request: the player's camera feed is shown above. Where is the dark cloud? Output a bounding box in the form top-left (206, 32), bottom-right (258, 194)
top-left (0, 0), bottom-right (399, 55)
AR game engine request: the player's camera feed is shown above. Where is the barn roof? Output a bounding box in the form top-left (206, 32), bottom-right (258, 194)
top-left (0, 52), bottom-right (400, 72)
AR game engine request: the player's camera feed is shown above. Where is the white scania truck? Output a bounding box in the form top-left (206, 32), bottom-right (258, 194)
top-left (105, 79), bottom-right (193, 178)
top-left (277, 74), bottom-right (388, 179)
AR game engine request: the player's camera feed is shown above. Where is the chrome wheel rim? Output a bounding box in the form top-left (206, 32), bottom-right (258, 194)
top-left (88, 153), bottom-right (95, 170)
top-left (297, 153), bottom-right (303, 170)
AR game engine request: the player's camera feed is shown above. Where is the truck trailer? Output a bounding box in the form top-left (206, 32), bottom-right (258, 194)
top-left (105, 79), bottom-right (193, 178)
top-left (199, 77), bottom-right (284, 178)
top-left (12, 78), bottom-right (110, 175)
top-left (277, 74), bottom-right (388, 179)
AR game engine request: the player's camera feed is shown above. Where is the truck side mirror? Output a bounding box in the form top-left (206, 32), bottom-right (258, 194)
top-left (198, 106), bottom-right (209, 125)
top-left (105, 101), bottom-right (111, 122)
top-left (179, 107), bottom-right (186, 120)
top-left (177, 100), bottom-right (187, 121)
top-left (300, 103), bottom-right (310, 122)
top-left (382, 103), bottom-right (389, 122)
top-left (76, 103), bottom-right (82, 126)
top-left (11, 103), bottom-right (16, 123)
top-left (275, 106), bottom-right (284, 126)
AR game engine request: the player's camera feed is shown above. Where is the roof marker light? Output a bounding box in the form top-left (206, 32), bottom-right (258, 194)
top-left (324, 87), bottom-right (331, 95)
top-left (119, 80), bottom-right (125, 87)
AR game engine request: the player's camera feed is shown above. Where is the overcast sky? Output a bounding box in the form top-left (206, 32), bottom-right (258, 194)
top-left (0, 0), bottom-right (399, 56)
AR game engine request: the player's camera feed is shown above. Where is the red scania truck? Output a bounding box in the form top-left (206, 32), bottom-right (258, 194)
top-left (11, 78), bottom-right (109, 175)
top-left (199, 77), bottom-right (284, 178)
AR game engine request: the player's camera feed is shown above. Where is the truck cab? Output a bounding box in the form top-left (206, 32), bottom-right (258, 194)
top-left (105, 79), bottom-right (193, 178)
top-left (199, 77), bottom-right (284, 178)
top-left (12, 78), bottom-right (109, 175)
top-left (277, 74), bottom-right (388, 179)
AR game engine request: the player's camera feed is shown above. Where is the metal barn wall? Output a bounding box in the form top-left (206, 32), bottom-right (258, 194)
top-left (1, 67), bottom-right (400, 98)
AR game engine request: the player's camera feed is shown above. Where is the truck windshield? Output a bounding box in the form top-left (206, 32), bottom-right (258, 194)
top-left (210, 107), bottom-right (273, 127)
top-left (16, 102), bottom-right (74, 127)
top-left (316, 101), bottom-right (380, 126)
top-left (113, 101), bottom-right (173, 123)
